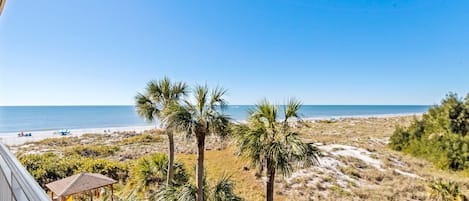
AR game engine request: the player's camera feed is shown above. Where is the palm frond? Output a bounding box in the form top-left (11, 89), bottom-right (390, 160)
top-left (135, 78), bottom-right (188, 126)
top-left (249, 99), bottom-right (278, 125)
top-left (284, 97), bottom-right (302, 121)
top-left (123, 189), bottom-right (138, 201)
top-left (282, 132), bottom-right (320, 169)
top-left (233, 125), bottom-right (266, 170)
top-left (172, 162), bottom-right (190, 186)
top-left (155, 175), bottom-right (243, 201)
top-left (177, 183), bottom-right (198, 201)
top-left (195, 85), bottom-right (209, 115)
top-left (130, 153), bottom-right (189, 193)
top-left (304, 143), bottom-right (321, 167)
top-left (159, 77), bottom-right (171, 102)
top-left (429, 180), bottom-right (467, 201)
top-left (209, 113), bottom-right (231, 138)
top-left (131, 154), bottom-right (167, 192)
top-left (147, 80), bottom-right (163, 103)
top-left (235, 97), bottom-right (321, 180)
top-left (268, 141), bottom-right (292, 177)
top-left (210, 174), bottom-right (243, 201)
top-left (155, 185), bottom-right (179, 201)
top-left (210, 86), bottom-right (228, 110)
top-left (135, 93), bottom-right (158, 122)
top-left (172, 81), bottom-right (189, 100)
top-left (162, 103), bottom-right (196, 137)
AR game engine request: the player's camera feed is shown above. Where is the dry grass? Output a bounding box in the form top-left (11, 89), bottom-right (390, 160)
top-left (176, 147), bottom-right (287, 201)
top-left (282, 115), bottom-right (469, 200)
top-left (298, 116), bottom-right (417, 146)
top-left (120, 133), bottom-right (162, 145)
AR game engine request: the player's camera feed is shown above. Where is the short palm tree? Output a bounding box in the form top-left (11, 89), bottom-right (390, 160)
top-left (429, 179), bottom-right (468, 201)
top-left (129, 153), bottom-right (189, 197)
top-left (162, 85), bottom-right (230, 201)
top-left (234, 98), bottom-right (320, 201)
top-left (156, 174), bottom-right (242, 201)
top-left (135, 77), bottom-right (188, 185)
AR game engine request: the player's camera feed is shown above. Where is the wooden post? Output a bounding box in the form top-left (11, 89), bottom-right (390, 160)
top-left (110, 184), bottom-right (114, 201)
top-left (51, 192), bottom-right (54, 200)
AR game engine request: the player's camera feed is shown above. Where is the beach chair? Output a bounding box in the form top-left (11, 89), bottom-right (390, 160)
top-left (59, 129), bottom-right (71, 136)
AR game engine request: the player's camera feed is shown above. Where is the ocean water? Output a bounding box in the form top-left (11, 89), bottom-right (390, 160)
top-left (0, 105), bottom-right (429, 133)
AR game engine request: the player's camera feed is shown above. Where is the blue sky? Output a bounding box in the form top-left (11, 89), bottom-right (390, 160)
top-left (1, 0), bottom-right (468, 105)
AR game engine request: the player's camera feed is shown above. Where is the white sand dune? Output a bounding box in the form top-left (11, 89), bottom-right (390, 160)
top-left (321, 144), bottom-right (383, 171)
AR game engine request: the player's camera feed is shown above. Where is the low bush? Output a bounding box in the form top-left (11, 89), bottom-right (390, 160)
top-left (19, 153), bottom-right (129, 189)
top-left (24, 136), bottom-right (80, 147)
top-left (389, 93), bottom-right (469, 170)
top-left (121, 133), bottom-right (162, 145)
top-left (64, 145), bottom-right (120, 157)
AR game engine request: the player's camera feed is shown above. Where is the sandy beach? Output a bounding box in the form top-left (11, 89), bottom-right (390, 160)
top-left (0, 114), bottom-right (422, 147)
top-left (0, 125), bottom-right (155, 146)
top-left (0, 113), bottom-right (422, 145)
top-left (302, 112), bottom-right (424, 121)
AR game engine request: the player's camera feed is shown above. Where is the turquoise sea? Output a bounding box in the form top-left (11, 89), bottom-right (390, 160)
top-left (0, 105), bottom-right (429, 133)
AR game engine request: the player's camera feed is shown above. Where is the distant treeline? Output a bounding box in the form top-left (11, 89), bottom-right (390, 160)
top-left (390, 93), bottom-right (469, 170)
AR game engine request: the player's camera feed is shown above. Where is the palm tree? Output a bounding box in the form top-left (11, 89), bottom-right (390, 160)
top-left (129, 153), bottom-right (189, 198)
top-left (135, 77), bottom-right (188, 185)
top-left (234, 98), bottom-right (320, 201)
top-left (156, 174), bottom-right (242, 201)
top-left (162, 85), bottom-right (230, 201)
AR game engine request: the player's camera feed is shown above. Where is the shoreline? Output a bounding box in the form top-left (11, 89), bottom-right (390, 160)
top-left (232, 112), bottom-right (424, 123)
top-left (0, 113), bottom-right (423, 146)
top-left (0, 125), bottom-right (155, 146)
top-left (302, 112), bottom-right (423, 120)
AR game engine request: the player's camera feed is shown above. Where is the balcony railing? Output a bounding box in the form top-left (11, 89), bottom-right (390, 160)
top-left (0, 143), bottom-right (50, 201)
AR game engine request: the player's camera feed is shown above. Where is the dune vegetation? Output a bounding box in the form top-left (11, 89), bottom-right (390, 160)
top-left (14, 114), bottom-right (469, 201)
top-left (390, 93), bottom-right (469, 171)
top-left (11, 78), bottom-right (469, 201)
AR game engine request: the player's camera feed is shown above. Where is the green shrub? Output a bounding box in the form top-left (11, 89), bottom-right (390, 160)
top-left (318, 119), bottom-right (336, 124)
top-left (121, 133), bottom-right (162, 145)
top-left (428, 179), bottom-right (468, 201)
top-left (64, 145), bottom-right (119, 157)
top-left (78, 158), bottom-right (129, 181)
top-left (24, 137), bottom-right (80, 147)
top-left (19, 153), bottom-right (83, 188)
top-left (19, 153), bottom-right (129, 189)
top-left (389, 93), bottom-right (469, 170)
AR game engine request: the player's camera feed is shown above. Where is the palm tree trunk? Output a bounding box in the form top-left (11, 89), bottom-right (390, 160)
top-left (167, 131), bottom-right (175, 185)
top-left (266, 159), bottom-right (275, 201)
top-left (196, 134), bottom-right (205, 201)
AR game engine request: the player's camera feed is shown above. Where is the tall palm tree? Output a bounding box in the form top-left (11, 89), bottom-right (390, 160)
top-left (234, 98), bottom-right (320, 201)
top-left (135, 77), bottom-right (188, 185)
top-left (162, 85), bottom-right (230, 201)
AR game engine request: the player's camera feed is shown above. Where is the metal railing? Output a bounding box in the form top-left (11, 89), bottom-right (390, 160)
top-left (0, 143), bottom-right (50, 201)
